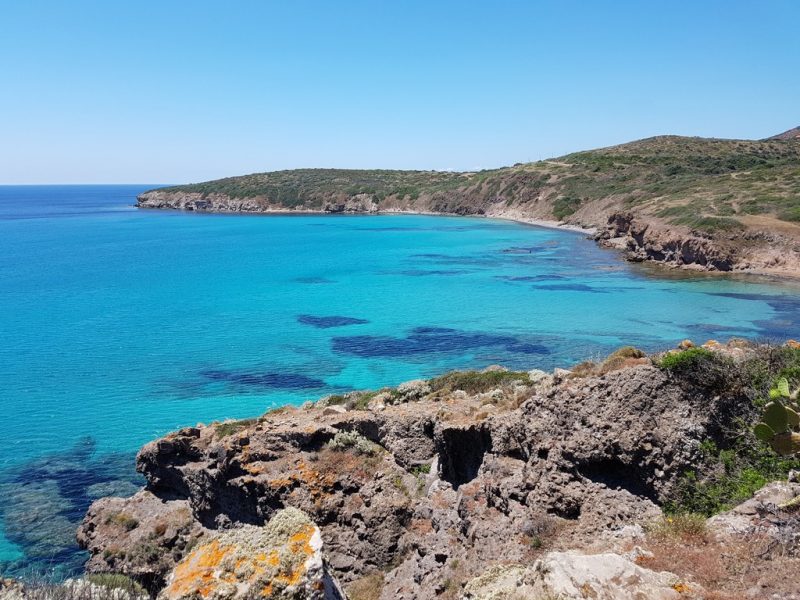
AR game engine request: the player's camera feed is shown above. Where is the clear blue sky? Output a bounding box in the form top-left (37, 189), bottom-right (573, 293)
top-left (1, 0), bottom-right (798, 184)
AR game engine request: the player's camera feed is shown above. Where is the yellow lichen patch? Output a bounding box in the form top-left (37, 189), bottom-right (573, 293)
top-left (163, 539), bottom-right (235, 598)
top-left (294, 460), bottom-right (338, 504)
top-left (262, 524), bottom-right (316, 592)
top-left (243, 461), bottom-right (267, 476)
top-left (162, 508), bottom-right (321, 600)
top-left (673, 581), bottom-right (690, 594)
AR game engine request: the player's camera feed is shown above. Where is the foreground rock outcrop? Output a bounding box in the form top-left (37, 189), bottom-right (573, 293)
top-left (159, 508), bottom-right (344, 600)
top-left (77, 342), bottom-right (800, 598)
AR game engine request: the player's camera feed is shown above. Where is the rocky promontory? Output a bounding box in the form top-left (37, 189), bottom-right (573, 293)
top-left (74, 342), bottom-right (800, 599)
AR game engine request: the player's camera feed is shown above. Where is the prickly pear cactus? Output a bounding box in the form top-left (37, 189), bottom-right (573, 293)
top-left (754, 377), bottom-right (800, 456)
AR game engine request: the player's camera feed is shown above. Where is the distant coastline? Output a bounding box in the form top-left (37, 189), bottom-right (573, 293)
top-left (136, 130), bottom-right (800, 279)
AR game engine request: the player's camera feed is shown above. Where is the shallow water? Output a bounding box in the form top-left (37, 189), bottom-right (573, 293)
top-left (2, 185), bottom-right (799, 578)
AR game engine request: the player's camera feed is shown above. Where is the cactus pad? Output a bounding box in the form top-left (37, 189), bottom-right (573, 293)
top-left (763, 402), bottom-right (789, 433)
top-left (753, 422), bottom-right (775, 443)
top-left (786, 406), bottom-right (800, 428)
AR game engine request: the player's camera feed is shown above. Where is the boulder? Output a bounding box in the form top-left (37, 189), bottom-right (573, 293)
top-left (707, 480), bottom-right (800, 556)
top-left (464, 552), bottom-right (699, 600)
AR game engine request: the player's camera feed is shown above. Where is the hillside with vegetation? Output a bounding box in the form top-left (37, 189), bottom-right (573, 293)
top-left (139, 129), bottom-right (800, 275)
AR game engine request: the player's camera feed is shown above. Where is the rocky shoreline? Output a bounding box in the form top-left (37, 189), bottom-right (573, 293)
top-left (56, 340), bottom-right (800, 599)
top-left (136, 190), bottom-right (800, 279)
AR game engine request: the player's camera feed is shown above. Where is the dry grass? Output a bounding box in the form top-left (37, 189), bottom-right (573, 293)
top-left (569, 347), bottom-right (649, 379)
top-left (346, 572), bottom-right (385, 600)
top-left (641, 519), bottom-right (800, 598)
top-left (646, 513), bottom-right (708, 543)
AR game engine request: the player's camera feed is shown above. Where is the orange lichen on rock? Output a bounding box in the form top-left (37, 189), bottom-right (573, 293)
top-left (163, 539), bottom-right (237, 599)
top-left (158, 508), bottom-right (329, 600)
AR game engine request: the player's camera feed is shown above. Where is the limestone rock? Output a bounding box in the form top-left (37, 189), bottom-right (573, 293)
top-left (159, 508), bottom-right (344, 600)
top-left (464, 552), bottom-right (698, 600)
top-left (707, 480), bottom-right (800, 555)
top-left (532, 551), bottom-right (697, 599)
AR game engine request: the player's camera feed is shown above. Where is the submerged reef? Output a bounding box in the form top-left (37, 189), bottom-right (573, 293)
top-left (0, 439), bottom-right (142, 581)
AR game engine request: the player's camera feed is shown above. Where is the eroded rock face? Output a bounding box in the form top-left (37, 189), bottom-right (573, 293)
top-left (78, 348), bottom-right (759, 598)
top-left (158, 508), bottom-right (344, 600)
top-left (599, 212), bottom-right (735, 271)
top-left (76, 491), bottom-right (205, 592)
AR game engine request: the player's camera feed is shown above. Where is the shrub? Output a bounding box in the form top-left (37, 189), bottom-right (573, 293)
top-left (105, 512), bottom-right (139, 531)
top-left (85, 574), bottom-right (147, 596)
top-left (215, 418), bottom-right (258, 438)
top-left (430, 370), bottom-right (530, 394)
top-left (667, 437), bottom-right (799, 515)
top-left (552, 195), bottom-right (583, 220)
top-left (598, 346), bottom-right (647, 374)
top-left (322, 390), bottom-right (379, 410)
top-left (327, 430), bottom-right (381, 456)
top-left (657, 347), bottom-right (716, 372)
top-left (13, 576), bottom-right (147, 600)
top-left (568, 360), bottom-right (598, 378)
top-left (410, 463), bottom-right (431, 476)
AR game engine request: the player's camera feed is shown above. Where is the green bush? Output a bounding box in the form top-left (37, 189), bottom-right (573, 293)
top-left (779, 206), bottom-right (800, 222)
top-left (646, 513), bottom-right (707, 540)
top-left (327, 430), bottom-right (381, 456)
top-left (666, 437), bottom-right (798, 515)
top-left (430, 370), bottom-right (530, 394)
top-left (215, 417), bottom-right (258, 438)
top-left (105, 512), bottom-right (139, 531)
top-left (657, 347), bottom-right (716, 372)
top-left (552, 195), bottom-right (583, 220)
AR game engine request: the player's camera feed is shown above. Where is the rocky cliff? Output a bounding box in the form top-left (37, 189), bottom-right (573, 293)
top-left (76, 341), bottom-right (800, 599)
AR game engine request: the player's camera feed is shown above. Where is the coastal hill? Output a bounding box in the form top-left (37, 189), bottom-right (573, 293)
top-left (138, 130), bottom-right (800, 275)
top-left (769, 126), bottom-right (800, 141)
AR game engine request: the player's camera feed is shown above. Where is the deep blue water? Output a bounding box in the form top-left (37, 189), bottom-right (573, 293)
top-left (2, 185), bottom-right (800, 578)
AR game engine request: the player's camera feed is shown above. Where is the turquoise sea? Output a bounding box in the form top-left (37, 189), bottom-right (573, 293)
top-left (2, 185), bottom-right (800, 578)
